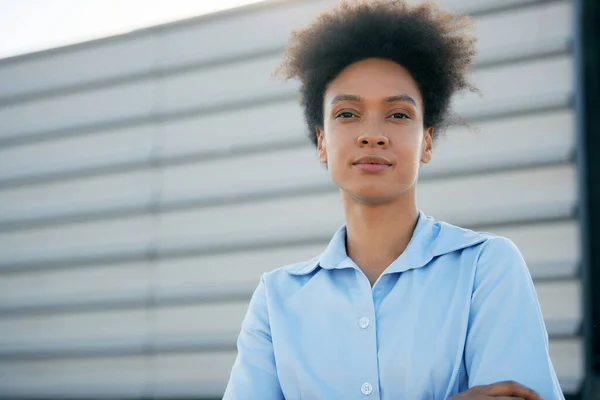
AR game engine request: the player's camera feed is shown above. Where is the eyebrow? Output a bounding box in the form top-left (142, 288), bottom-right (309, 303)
top-left (330, 94), bottom-right (361, 105)
top-left (330, 94), bottom-right (417, 107)
top-left (385, 95), bottom-right (417, 107)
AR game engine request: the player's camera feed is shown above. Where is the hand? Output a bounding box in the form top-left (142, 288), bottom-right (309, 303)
top-left (448, 380), bottom-right (544, 400)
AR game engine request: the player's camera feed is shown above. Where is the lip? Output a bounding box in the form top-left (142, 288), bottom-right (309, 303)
top-left (352, 155), bottom-right (393, 171)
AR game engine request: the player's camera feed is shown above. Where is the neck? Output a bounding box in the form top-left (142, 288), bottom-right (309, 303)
top-left (342, 189), bottom-right (419, 286)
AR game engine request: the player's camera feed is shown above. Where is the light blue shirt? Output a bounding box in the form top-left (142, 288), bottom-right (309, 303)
top-left (223, 212), bottom-right (564, 399)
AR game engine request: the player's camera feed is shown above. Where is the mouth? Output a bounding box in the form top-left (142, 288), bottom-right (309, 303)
top-left (352, 156), bottom-right (393, 171)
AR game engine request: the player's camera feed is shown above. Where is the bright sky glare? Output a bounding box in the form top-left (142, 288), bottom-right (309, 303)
top-left (0, 0), bottom-right (267, 60)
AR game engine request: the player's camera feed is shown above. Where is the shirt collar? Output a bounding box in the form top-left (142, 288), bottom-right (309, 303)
top-left (287, 210), bottom-right (488, 276)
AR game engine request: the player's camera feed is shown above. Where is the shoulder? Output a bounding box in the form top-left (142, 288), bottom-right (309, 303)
top-left (453, 228), bottom-right (531, 285)
top-left (434, 221), bottom-right (534, 295)
top-left (476, 234), bottom-right (523, 259)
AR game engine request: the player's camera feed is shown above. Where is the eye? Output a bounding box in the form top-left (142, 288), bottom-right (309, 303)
top-left (335, 111), bottom-right (358, 119)
top-left (389, 112), bottom-right (410, 119)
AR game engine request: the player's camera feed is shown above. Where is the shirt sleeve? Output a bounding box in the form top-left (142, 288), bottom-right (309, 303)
top-left (223, 274), bottom-right (284, 400)
top-left (464, 236), bottom-right (565, 400)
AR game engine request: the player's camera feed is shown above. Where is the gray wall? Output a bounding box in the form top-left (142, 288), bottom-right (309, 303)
top-left (0, 0), bottom-right (581, 398)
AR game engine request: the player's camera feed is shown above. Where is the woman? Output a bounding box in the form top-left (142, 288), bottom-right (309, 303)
top-left (224, 1), bottom-right (563, 399)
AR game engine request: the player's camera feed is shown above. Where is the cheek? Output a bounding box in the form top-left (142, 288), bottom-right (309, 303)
top-left (323, 138), bottom-right (353, 180)
top-left (392, 133), bottom-right (422, 158)
top-left (324, 128), bottom-right (353, 158)
top-left (326, 145), bottom-right (349, 176)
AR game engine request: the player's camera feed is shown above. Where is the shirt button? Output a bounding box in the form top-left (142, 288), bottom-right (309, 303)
top-left (361, 382), bottom-right (373, 395)
top-left (359, 316), bottom-right (370, 329)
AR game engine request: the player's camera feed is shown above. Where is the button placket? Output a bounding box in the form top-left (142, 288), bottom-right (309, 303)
top-left (353, 268), bottom-right (379, 399)
top-left (357, 311), bottom-right (376, 397)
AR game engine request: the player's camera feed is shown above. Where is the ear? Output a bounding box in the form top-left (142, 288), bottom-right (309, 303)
top-left (420, 127), bottom-right (433, 164)
top-left (316, 127), bottom-right (328, 164)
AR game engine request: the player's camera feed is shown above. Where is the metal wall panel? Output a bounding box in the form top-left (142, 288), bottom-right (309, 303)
top-left (473, 1), bottom-right (572, 62)
top-left (0, 169), bottom-right (154, 226)
top-left (538, 280), bottom-right (582, 336)
top-left (456, 56), bottom-right (573, 115)
top-left (159, 56), bottom-right (297, 114)
top-left (492, 221), bottom-right (580, 279)
top-left (419, 165), bottom-right (576, 226)
top-left (426, 109), bottom-right (575, 177)
top-left (0, 35), bottom-right (157, 100)
top-left (0, 308), bottom-right (148, 348)
top-left (153, 245), bottom-right (325, 290)
top-left (153, 303), bottom-right (247, 338)
top-left (156, 0), bottom-right (332, 68)
top-left (159, 101), bottom-right (306, 158)
top-left (0, 261), bottom-right (150, 307)
top-left (0, 215), bottom-right (154, 267)
top-left (159, 148), bottom-right (326, 203)
top-left (0, 123), bottom-right (155, 184)
top-left (0, 355), bottom-right (150, 399)
top-left (552, 339), bottom-right (585, 394)
top-left (0, 80), bottom-right (157, 142)
top-left (150, 352), bottom-right (237, 399)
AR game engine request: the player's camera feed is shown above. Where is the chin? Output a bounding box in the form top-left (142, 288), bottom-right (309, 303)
top-left (342, 185), bottom-right (406, 205)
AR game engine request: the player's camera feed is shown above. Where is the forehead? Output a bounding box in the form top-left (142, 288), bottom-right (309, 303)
top-left (325, 58), bottom-right (423, 107)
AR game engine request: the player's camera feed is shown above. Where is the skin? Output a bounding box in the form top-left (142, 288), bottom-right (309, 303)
top-left (316, 58), bottom-right (432, 286)
top-left (315, 58), bottom-right (544, 400)
top-left (448, 381), bottom-right (544, 399)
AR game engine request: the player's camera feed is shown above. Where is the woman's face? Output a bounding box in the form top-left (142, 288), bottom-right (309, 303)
top-left (317, 58), bottom-right (433, 205)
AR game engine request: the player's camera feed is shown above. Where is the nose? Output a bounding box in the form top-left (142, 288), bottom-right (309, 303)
top-left (357, 133), bottom-right (389, 149)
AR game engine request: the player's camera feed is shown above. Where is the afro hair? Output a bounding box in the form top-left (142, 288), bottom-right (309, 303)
top-left (276, 0), bottom-right (478, 146)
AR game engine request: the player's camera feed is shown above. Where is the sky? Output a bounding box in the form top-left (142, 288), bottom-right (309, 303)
top-left (0, 0), bottom-right (267, 60)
